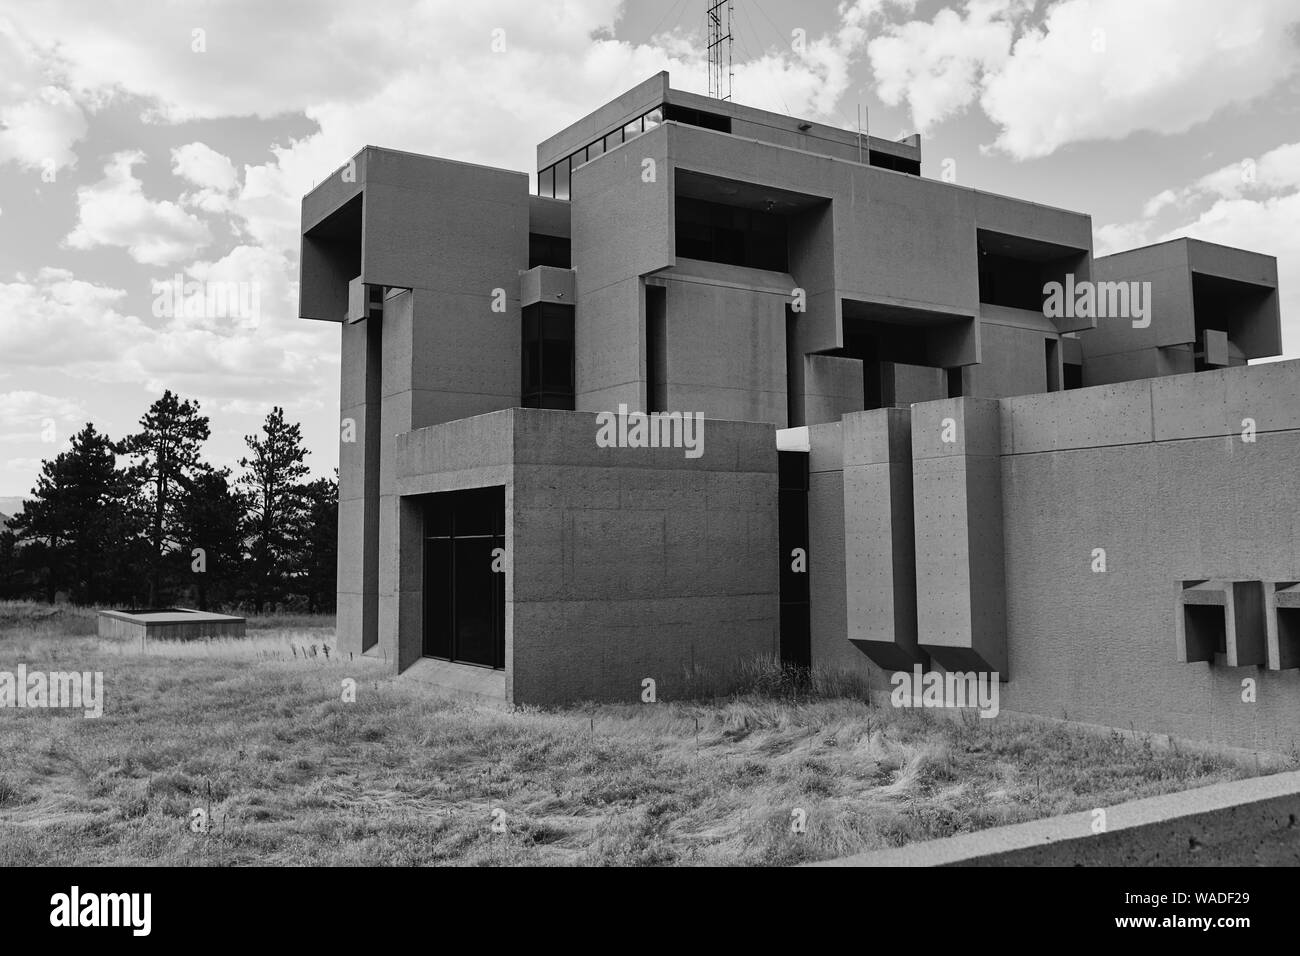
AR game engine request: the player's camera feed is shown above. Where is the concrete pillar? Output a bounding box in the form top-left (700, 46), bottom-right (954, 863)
top-left (843, 407), bottom-right (923, 670)
top-left (911, 397), bottom-right (1007, 676)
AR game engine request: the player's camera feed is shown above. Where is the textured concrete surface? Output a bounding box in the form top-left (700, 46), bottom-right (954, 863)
top-left (911, 398), bottom-right (1007, 674)
top-left (999, 360), bottom-right (1300, 751)
top-left (842, 409), bottom-right (921, 669)
top-left (395, 408), bottom-right (779, 705)
top-left (813, 768), bottom-right (1300, 867)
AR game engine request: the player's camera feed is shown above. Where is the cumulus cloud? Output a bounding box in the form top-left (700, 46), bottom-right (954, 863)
top-left (866, 0), bottom-right (1300, 159)
top-left (0, 21), bottom-right (88, 172)
top-left (869, 0), bottom-right (1025, 131)
top-left (1097, 142), bottom-right (1300, 358)
top-left (172, 141), bottom-right (239, 213)
top-left (65, 151), bottom-right (213, 265)
top-left (0, 391), bottom-right (88, 443)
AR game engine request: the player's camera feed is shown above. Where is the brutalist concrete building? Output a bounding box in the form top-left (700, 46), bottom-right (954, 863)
top-left (300, 72), bottom-right (1297, 750)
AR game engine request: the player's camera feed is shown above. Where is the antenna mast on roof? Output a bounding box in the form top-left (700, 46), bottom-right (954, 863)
top-left (707, 0), bottom-right (734, 101)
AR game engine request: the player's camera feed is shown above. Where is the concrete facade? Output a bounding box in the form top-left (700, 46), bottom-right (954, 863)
top-left (301, 73), bottom-right (1293, 747)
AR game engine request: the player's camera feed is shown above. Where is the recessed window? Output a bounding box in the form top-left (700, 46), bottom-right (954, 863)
top-left (528, 233), bottom-right (571, 269)
top-left (538, 165), bottom-right (554, 198)
top-left (643, 107), bottom-right (663, 131)
top-left (675, 196), bottom-right (789, 272)
top-left (605, 129), bottom-right (623, 151)
top-left (522, 303), bottom-right (575, 409)
top-left (623, 115), bottom-right (643, 141)
top-left (587, 138), bottom-right (604, 161)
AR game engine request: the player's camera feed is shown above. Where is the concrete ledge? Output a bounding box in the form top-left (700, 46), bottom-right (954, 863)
top-left (401, 657), bottom-right (507, 703)
top-left (812, 768), bottom-right (1300, 866)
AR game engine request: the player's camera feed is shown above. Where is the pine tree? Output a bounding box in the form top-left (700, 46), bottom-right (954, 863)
top-left (11, 424), bottom-right (136, 604)
top-left (119, 390), bottom-right (211, 606)
top-left (296, 473), bottom-right (338, 613)
top-left (174, 468), bottom-right (248, 610)
top-left (239, 406), bottom-right (309, 613)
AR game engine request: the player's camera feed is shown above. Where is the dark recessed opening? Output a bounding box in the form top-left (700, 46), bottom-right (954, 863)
top-left (665, 104), bottom-right (731, 133)
top-left (675, 196), bottom-right (789, 272)
top-left (423, 487), bottom-right (505, 670)
top-left (1277, 607), bottom-right (1300, 670)
top-left (778, 451), bottom-right (811, 669)
top-left (868, 150), bottom-right (921, 176)
top-left (646, 285), bottom-right (667, 413)
top-left (528, 233), bottom-right (571, 269)
top-left (1183, 604), bottom-right (1226, 663)
top-left (522, 302), bottom-right (575, 409)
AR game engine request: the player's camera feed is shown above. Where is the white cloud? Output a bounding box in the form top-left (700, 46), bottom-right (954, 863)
top-left (0, 21), bottom-right (87, 172)
top-left (65, 151), bottom-right (213, 265)
top-left (0, 391), bottom-right (87, 443)
top-left (1098, 144), bottom-right (1300, 358)
top-left (0, 85), bottom-right (87, 171)
top-left (865, 0), bottom-right (1300, 159)
top-left (172, 141), bottom-right (239, 213)
top-left (869, 0), bottom-right (1025, 131)
top-left (980, 0), bottom-right (1300, 159)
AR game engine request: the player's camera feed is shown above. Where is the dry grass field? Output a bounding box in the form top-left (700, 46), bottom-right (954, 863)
top-left (0, 600), bottom-right (1288, 866)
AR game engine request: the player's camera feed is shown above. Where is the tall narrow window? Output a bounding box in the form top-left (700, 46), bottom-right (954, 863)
top-left (554, 157), bottom-right (571, 201)
top-left (538, 165), bottom-right (554, 198)
top-left (646, 285), bottom-right (667, 413)
top-left (522, 303), bottom-right (575, 409)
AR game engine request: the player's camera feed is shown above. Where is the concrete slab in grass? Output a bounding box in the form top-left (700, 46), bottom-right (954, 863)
top-left (811, 768), bottom-right (1300, 867)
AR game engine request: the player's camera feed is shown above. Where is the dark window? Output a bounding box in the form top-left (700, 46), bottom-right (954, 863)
top-left (522, 302), bottom-right (575, 409)
top-left (664, 104), bottom-right (731, 132)
top-left (538, 165), bottom-right (554, 198)
top-left (778, 451), bottom-right (811, 669)
top-left (947, 366), bottom-right (964, 398)
top-left (675, 196), bottom-right (789, 271)
top-left (868, 150), bottom-right (921, 176)
top-left (554, 157), bottom-right (571, 201)
top-left (422, 487), bottom-right (505, 669)
top-left (646, 285), bottom-right (666, 413)
top-left (528, 233), bottom-right (571, 269)
top-left (1064, 362), bottom-right (1083, 390)
top-left (1045, 338), bottom-right (1061, 392)
top-left (978, 251), bottom-right (1044, 310)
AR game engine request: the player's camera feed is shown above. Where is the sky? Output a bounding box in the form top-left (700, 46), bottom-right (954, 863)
top-left (1, 0), bottom-right (1298, 499)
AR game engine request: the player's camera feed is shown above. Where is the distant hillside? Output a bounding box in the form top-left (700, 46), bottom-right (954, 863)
top-left (0, 497), bottom-right (25, 522)
top-left (0, 512), bottom-right (9, 529)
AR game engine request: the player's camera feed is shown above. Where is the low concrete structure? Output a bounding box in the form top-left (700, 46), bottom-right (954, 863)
top-left (813, 767), bottom-right (1300, 866)
top-left (97, 608), bottom-right (246, 644)
top-left (300, 72), bottom-right (1294, 749)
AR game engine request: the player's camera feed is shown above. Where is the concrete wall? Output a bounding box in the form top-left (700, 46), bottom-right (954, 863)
top-left (571, 126), bottom-right (674, 413)
top-left (996, 360), bottom-right (1300, 751)
top-left (396, 408), bottom-right (780, 705)
top-left (807, 422), bottom-right (876, 682)
top-left (842, 408), bottom-right (922, 669)
top-left (653, 259), bottom-right (790, 425)
top-left (509, 409), bottom-right (778, 704)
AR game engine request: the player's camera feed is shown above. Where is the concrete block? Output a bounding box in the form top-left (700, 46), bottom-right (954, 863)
top-left (911, 397), bottom-right (1001, 461)
top-left (1001, 381), bottom-right (1153, 455)
top-left (1265, 582), bottom-right (1300, 671)
top-left (1175, 580), bottom-right (1267, 667)
top-left (912, 401), bottom-right (1006, 675)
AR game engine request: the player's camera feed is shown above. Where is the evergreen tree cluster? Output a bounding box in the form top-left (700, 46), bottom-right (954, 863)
top-left (0, 392), bottom-right (337, 613)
